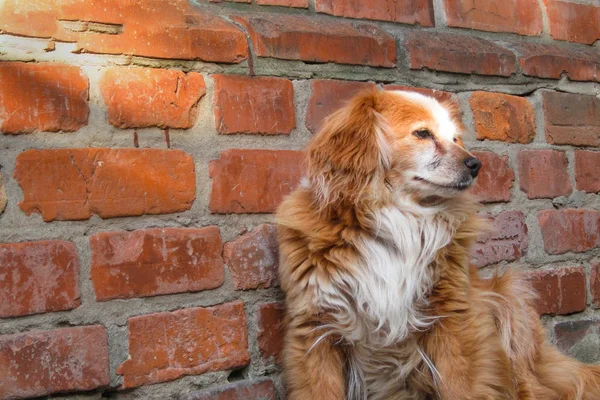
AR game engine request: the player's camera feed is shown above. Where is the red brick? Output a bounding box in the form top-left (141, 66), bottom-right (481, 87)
top-left (518, 150), bottom-right (572, 199)
top-left (100, 68), bottom-right (206, 129)
top-left (116, 301), bottom-right (250, 388)
top-left (306, 80), bottom-right (376, 134)
top-left (234, 14), bottom-right (396, 68)
top-left (538, 209), bottom-right (600, 255)
top-left (470, 151), bottom-right (514, 203)
top-left (406, 32), bottom-right (516, 76)
top-left (0, 62), bottom-right (88, 134)
top-left (470, 92), bottom-right (535, 143)
top-left (0, 326), bottom-right (109, 399)
top-left (257, 0), bottom-right (308, 7)
top-left (591, 263), bottom-right (600, 308)
top-left (542, 91), bottom-right (600, 147)
top-left (188, 379), bottom-right (277, 400)
top-left (14, 148), bottom-right (195, 221)
top-left (471, 211), bottom-right (528, 267)
top-left (575, 151), bottom-right (600, 193)
top-left (224, 224), bottom-right (279, 290)
top-left (316, 0), bottom-right (434, 26)
top-left (258, 302), bottom-right (285, 363)
top-left (0, 1), bottom-right (248, 62)
top-left (0, 241), bottom-right (80, 318)
top-left (544, 0), bottom-right (600, 45)
top-left (527, 267), bottom-right (587, 315)
top-left (209, 149), bottom-right (304, 214)
top-left (515, 43), bottom-right (599, 82)
top-left (384, 85), bottom-right (454, 104)
top-left (444, 0), bottom-right (542, 35)
top-left (90, 227), bottom-right (224, 301)
top-left (213, 75), bottom-right (295, 135)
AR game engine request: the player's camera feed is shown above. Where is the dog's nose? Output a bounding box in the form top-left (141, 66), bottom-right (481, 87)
top-left (464, 157), bottom-right (482, 178)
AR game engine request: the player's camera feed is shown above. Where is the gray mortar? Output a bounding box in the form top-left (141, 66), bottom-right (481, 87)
top-left (0, 1), bottom-right (599, 398)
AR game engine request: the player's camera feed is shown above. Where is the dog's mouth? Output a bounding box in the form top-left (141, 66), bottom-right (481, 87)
top-left (413, 176), bottom-right (473, 191)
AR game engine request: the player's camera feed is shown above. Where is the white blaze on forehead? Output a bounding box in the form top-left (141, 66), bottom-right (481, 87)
top-left (391, 91), bottom-right (458, 141)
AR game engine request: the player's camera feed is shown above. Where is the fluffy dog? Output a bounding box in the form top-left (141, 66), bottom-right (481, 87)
top-left (275, 89), bottom-right (600, 399)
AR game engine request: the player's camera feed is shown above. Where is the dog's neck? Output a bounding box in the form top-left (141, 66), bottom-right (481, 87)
top-left (342, 193), bottom-right (478, 345)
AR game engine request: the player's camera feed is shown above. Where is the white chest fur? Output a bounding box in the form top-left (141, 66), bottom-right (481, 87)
top-left (344, 204), bottom-right (457, 399)
top-left (351, 204), bottom-right (455, 344)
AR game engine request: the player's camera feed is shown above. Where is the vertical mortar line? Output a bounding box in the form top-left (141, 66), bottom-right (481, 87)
top-left (291, 79), bottom-right (313, 145)
top-left (530, 89), bottom-right (547, 144)
top-left (226, 17), bottom-right (256, 77)
top-left (582, 259), bottom-right (592, 309)
top-left (431, 0), bottom-right (447, 28)
top-left (456, 91), bottom-right (476, 143)
top-left (535, 0), bottom-right (551, 39)
top-left (107, 323), bottom-right (129, 388)
top-left (74, 235), bottom-right (97, 310)
top-left (246, 301), bottom-right (263, 379)
top-left (565, 148), bottom-right (577, 200)
top-left (308, 0), bottom-right (316, 14)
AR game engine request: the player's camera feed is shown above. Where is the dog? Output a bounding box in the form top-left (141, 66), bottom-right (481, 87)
top-left (275, 88), bottom-right (600, 399)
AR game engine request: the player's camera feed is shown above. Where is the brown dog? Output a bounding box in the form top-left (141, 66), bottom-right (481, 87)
top-left (276, 89), bottom-right (600, 399)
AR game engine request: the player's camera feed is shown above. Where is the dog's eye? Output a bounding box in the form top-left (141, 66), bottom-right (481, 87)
top-left (453, 137), bottom-right (458, 143)
top-left (413, 129), bottom-right (432, 139)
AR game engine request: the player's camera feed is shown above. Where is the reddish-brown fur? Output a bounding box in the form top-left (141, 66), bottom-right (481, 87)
top-left (276, 89), bottom-right (600, 399)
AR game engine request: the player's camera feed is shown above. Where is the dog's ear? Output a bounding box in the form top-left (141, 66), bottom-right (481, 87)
top-left (306, 89), bottom-right (391, 209)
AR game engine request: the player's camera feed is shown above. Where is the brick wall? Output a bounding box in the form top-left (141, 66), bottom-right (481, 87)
top-left (0, 0), bottom-right (598, 399)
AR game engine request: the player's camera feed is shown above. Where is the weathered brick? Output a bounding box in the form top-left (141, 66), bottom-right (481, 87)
top-left (518, 150), bottom-right (572, 199)
top-left (209, 149), bottom-right (305, 213)
top-left (100, 68), bottom-right (206, 129)
top-left (538, 209), bottom-right (600, 255)
top-left (14, 148), bottom-right (195, 221)
top-left (117, 302), bottom-right (250, 388)
top-left (213, 75), bottom-right (295, 135)
top-left (406, 32), bottom-right (516, 76)
top-left (542, 91), bottom-right (600, 147)
top-left (591, 263), bottom-right (600, 308)
top-left (0, 62), bottom-right (88, 134)
top-left (187, 378), bottom-right (277, 400)
top-left (234, 14), bottom-right (396, 68)
top-left (306, 80), bottom-right (376, 134)
top-left (527, 267), bottom-right (587, 316)
top-left (545, 0), bottom-right (600, 45)
top-left (470, 92), bottom-right (535, 143)
top-left (0, 0), bottom-right (248, 62)
top-left (444, 0), bottom-right (542, 35)
top-left (471, 211), bottom-right (528, 267)
top-left (258, 302), bottom-right (285, 363)
top-left (575, 151), bottom-right (600, 193)
top-left (257, 0), bottom-right (308, 7)
top-left (554, 320), bottom-right (600, 364)
top-left (515, 43), bottom-right (599, 82)
top-left (470, 151), bottom-right (514, 203)
top-left (224, 224), bottom-right (279, 290)
top-left (0, 326), bottom-right (109, 399)
top-left (90, 227), bottom-right (224, 301)
top-left (0, 241), bottom-right (80, 318)
top-left (316, 0), bottom-right (434, 26)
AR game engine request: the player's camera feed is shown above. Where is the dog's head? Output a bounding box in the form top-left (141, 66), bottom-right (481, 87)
top-left (307, 89), bottom-right (480, 208)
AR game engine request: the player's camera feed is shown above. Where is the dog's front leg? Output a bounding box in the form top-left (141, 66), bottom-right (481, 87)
top-left (282, 319), bottom-right (346, 400)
